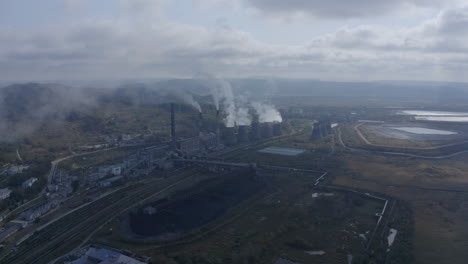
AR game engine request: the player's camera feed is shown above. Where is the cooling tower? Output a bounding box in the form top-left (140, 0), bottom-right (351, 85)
top-left (273, 122), bottom-right (282, 136)
top-left (261, 122), bottom-right (273, 138)
top-left (250, 122), bottom-right (261, 141)
top-left (223, 127), bottom-right (237, 146)
top-left (237, 125), bottom-right (249, 143)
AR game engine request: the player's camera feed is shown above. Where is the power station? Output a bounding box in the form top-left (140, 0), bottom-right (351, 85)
top-left (168, 102), bottom-right (283, 157)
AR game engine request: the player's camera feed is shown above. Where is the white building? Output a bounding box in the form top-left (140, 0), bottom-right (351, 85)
top-left (98, 165), bottom-right (123, 176)
top-left (22, 177), bottom-right (38, 189)
top-left (0, 188), bottom-right (12, 200)
top-left (1, 165), bottom-right (29, 176)
top-left (111, 166), bottom-right (121, 175)
top-left (98, 175), bottom-right (123, 188)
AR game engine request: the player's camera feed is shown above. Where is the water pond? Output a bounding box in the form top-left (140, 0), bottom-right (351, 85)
top-left (391, 127), bottom-right (457, 135)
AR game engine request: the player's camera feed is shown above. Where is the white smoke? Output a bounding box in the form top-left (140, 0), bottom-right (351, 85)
top-left (161, 88), bottom-right (202, 112)
top-left (204, 78), bottom-right (238, 127)
top-left (235, 95), bottom-right (252, 126)
top-left (181, 93), bottom-right (202, 113)
top-left (235, 107), bottom-right (252, 126)
top-left (220, 80), bottom-right (236, 127)
top-left (204, 77), bottom-right (281, 126)
top-left (251, 101), bottom-right (283, 123)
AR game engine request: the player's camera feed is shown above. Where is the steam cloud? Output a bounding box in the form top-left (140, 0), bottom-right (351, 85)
top-left (159, 88), bottom-right (202, 113)
top-left (179, 92), bottom-right (202, 113)
top-left (205, 78), bottom-right (282, 127)
top-left (251, 101), bottom-right (283, 123)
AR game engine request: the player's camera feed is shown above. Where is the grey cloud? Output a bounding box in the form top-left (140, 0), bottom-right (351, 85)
top-left (1, 6), bottom-right (468, 82)
top-left (246, 0), bottom-right (457, 19)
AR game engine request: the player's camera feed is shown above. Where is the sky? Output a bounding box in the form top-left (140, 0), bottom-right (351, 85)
top-left (1, 0), bottom-right (468, 82)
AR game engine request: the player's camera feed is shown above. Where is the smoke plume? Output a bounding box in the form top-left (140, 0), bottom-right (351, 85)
top-left (180, 92), bottom-right (202, 113)
top-left (251, 101), bottom-right (283, 123)
top-left (205, 77), bottom-right (281, 126)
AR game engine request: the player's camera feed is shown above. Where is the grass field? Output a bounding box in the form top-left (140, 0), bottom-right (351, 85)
top-left (333, 129), bottom-right (468, 264)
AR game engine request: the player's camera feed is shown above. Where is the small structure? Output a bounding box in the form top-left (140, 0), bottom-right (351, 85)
top-left (311, 119), bottom-right (332, 140)
top-left (0, 188), bottom-right (12, 200)
top-left (22, 177), bottom-right (38, 189)
top-left (143, 206), bottom-right (157, 215)
top-left (199, 132), bottom-right (218, 151)
top-left (258, 147), bottom-right (306, 156)
top-left (99, 165), bottom-right (123, 176)
top-left (98, 175), bottom-right (124, 188)
top-left (1, 165), bottom-right (29, 176)
top-left (111, 166), bottom-right (121, 176)
top-left (178, 137), bottom-right (201, 154)
top-left (47, 184), bottom-right (59, 192)
top-left (58, 245), bottom-right (148, 264)
top-left (19, 201), bottom-right (54, 222)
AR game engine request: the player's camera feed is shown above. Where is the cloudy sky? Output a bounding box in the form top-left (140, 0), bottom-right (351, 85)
top-left (1, 0), bottom-right (468, 82)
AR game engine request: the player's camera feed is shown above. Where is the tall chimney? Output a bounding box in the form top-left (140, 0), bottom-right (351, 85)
top-left (198, 112), bottom-right (203, 135)
top-left (171, 103), bottom-right (176, 147)
top-left (216, 109), bottom-right (220, 146)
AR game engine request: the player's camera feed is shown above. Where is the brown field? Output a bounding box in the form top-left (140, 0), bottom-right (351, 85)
top-left (333, 140), bottom-right (468, 264)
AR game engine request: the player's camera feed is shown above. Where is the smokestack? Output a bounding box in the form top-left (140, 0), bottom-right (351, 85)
top-left (198, 112), bottom-right (203, 135)
top-left (216, 110), bottom-right (221, 146)
top-left (171, 103), bottom-right (176, 147)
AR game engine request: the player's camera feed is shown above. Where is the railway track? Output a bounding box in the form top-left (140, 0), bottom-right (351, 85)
top-left (0, 171), bottom-right (195, 264)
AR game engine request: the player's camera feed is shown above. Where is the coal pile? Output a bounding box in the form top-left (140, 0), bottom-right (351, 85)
top-left (129, 169), bottom-right (264, 238)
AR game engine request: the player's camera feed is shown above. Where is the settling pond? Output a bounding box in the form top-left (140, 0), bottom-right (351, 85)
top-left (391, 127), bottom-right (457, 135)
top-left (399, 110), bottom-right (468, 122)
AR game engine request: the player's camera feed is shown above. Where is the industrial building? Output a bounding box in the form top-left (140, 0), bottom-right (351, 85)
top-left (59, 245), bottom-right (149, 264)
top-left (19, 200), bottom-right (56, 222)
top-left (1, 165), bottom-right (29, 176)
top-left (177, 137), bottom-right (201, 154)
top-left (98, 165), bottom-right (123, 176)
top-left (0, 188), bottom-right (12, 200)
top-left (22, 177), bottom-right (38, 189)
top-left (311, 119), bottom-right (332, 140)
top-left (98, 175), bottom-right (124, 188)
